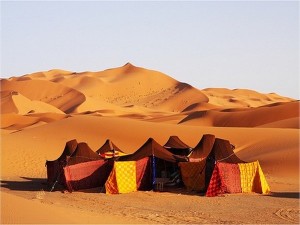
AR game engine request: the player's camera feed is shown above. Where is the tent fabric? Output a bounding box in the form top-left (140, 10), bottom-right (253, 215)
top-left (136, 157), bottom-right (152, 190)
top-left (188, 134), bottom-right (215, 162)
top-left (206, 164), bottom-right (223, 197)
top-left (96, 139), bottom-right (126, 159)
top-left (64, 159), bottom-right (110, 192)
top-left (213, 138), bottom-right (244, 163)
top-left (179, 161), bottom-right (206, 191)
top-left (104, 165), bottom-right (118, 194)
top-left (105, 161), bottom-right (137, 194)
top-left (206, 161), bottom-right (270, 197)
top-left (119, 138), bottom-right (187, 162)
top-left (164, 136), bottom-right (190, 149)
top-left (218, 162), bottom-right (242, 193)
top-left (188, 136), bottom-right (244, 163)
top-left (239, 161), bottom-right (270, 194)
top-left (67, 142), bottom-right (102, 166)
top-left (46, 139), bottom-right (78, 185)
top-left (164, 136), bottom-right (191, 156)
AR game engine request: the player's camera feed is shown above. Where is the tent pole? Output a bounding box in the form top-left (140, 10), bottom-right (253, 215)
top-left (50, 171), bottom-right (61, 192)
top-left (152, 155), bottom-right (156, 190)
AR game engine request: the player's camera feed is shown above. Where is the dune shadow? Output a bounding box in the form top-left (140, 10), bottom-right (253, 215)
top-left (267, 192), bottom-right (300, 199)
top-left (1, 177), bottom-right (52, 192)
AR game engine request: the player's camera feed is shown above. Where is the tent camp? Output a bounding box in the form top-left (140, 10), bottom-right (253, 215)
top-left (206, 161), bottom-right (270, 197)
top-left (46, 139), bottom-right (78, 186)
top-left (164, 136), bottom-right (192, 156)
top-left (96, 139), bottom-right (126, 159)
top-left (46, 136), bottom-right (270, 196)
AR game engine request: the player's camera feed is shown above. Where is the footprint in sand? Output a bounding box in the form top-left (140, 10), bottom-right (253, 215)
top-left (275, 208), bottom-right (300, 223)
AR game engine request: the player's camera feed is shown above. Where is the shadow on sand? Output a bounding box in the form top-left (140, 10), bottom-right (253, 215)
top-left (267, 192), bottom-right (300, 199)
top-left (1, 177), bottom-right (53, 192)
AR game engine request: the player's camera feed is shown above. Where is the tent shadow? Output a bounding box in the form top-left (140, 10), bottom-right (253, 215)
top-left (1, 177), bottom-right (52, 192)
top-left (266, 192), bottom-right (300, 199)
top-left (157, 186), bottom-right (206, 196)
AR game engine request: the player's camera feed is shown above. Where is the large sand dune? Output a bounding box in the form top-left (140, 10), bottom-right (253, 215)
top-left (1, 63), bottom-right (299, 224)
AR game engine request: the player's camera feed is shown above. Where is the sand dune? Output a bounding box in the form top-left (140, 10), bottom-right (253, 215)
top-left (1, 90), bottom-right (64, 115)
top-left (202, 88), bottom-right (294, 108)
top-left (1, 63), bottom-right (299, 224)
top-left (180, 101), bottom-right (299, 127)
top-left (1, 79), bottom-right (85, 113)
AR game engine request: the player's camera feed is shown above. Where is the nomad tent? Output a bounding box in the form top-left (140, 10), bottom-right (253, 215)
top-left (179, 135), bottom-right (245, 192)
top-left (46, 141), bottom-right (106, 191)
top-left (96, 139), bottom-right (126, 159)
top-left (107, 138), bottom-right (188, 194)
top-left (62, 142), bottom-right (109, 191)
top-left (206, 161), bottom-right (270, 196)
top-left (46, 139), bottom-right (78, 186)
top-left (164, 136), bottom-right (192, 156)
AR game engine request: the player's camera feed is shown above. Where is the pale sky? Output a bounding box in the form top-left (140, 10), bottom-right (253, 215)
top-left (1, 1), bottom-right (299, 99)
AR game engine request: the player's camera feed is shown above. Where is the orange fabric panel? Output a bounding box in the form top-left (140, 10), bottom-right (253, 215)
top-left (105, 165), bottom-right (119, 194)
top-left (179, 161), bottom-right (206, 191)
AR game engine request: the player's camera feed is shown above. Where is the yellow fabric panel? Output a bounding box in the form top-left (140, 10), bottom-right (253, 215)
top-left (238, 162), bottom-right (257, 193)
top-left (115, 161), bottom-right (137, 194)
top-left (179, 161), bottom-right (206, 191)
top-left (255, 161), bottom-right (271, 194)
top-left (238, 161), bottom-right (271, 194)
top-left (105, 166), bottom-right (119, 194)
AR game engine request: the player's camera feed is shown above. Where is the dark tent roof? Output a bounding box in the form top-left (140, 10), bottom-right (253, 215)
top-left (96, 139), bottom-right (123, 155)
top-left (119, 138), bottom-right (188, 162)
top-left (51, 139), bottom-right (78, 162)
top-left (189, 134), bottom-right (215, 161)
top-left (189, 134), bottom-right (244, 163)
top-left (164, 136), bottom-right (191, 149)
top-left (67, 142), bottom-right (102, 165)
top-left (212, 138), bottom-right (245, 163)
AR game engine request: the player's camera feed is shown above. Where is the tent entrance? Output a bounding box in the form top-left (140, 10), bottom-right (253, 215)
top-left (153, 157), bottom-right (183, 192)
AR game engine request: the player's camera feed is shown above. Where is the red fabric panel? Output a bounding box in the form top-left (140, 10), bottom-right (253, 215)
top-left (206, 164), bottom-right (223, 197)
top-left (64, 159), bottom-right (109, 192)
top-left (218, 162), bottom-right (242, 193)
top-left (136, 157), bottom-right (152, 190)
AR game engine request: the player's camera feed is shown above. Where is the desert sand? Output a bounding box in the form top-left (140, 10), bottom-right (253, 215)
top-left (1, 63), bottom-right (299, 224)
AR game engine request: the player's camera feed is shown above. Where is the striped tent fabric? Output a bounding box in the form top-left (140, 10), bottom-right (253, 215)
top-left (179, 161), bottom-right (206, 191)
top-left (206, 161), bottom-right (270, 197)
